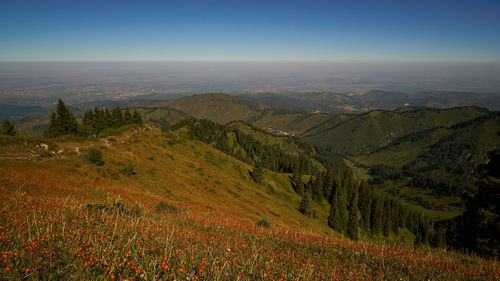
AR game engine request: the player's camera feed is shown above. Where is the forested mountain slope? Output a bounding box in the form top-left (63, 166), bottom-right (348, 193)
top-left (1, 105), bottom-right (499, 279)
top-left (301, 106), bottom-right (490, 155)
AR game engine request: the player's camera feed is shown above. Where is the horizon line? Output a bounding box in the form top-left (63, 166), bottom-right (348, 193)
top-left (1, 59), bottom-right (500, 64)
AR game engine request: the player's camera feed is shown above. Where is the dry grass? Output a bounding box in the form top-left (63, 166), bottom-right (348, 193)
top-left (0, 128), bottom-right (498, 280)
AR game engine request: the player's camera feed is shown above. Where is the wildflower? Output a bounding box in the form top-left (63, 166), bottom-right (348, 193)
top-left (161, 262), bottom-right (168, 269)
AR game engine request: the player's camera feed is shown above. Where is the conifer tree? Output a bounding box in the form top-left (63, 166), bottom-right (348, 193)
top-left (104, 108), bottom-right (112, 128)
top-left (291, 169), bottom-right (305, 195)
top-left (328, 186), bottom-right (347, 234)
top-left (56, 99), bottom-right (78, 135)
top-left (347, 184), bottom-right (359, 240)
top-left (92, 108), bottom-right (104, 133)
top-left (389, 199), bottom-right (400, 234)
top-left (383, 200), bottom-right (392, 236)
top-left (1, 118), bottom-right (17, 136)
top-left (250, 162), bottom-right (264, 184)
top-left (323, 168), bottom-right (335, 199)
top-left (311, 172), bottom-right (324, 201)
top-left (111, 106), bottom-right (123, 128)
top-left (44, 112), bottom-right (59, 138)
top-left (123, 108), bottom-right (132, 125)
top-left (298, 192), bottom-right (313, 217)
top-left (337, 184), bottom-right (348, 233)
top-left (358, 181), bottom-right (372, 229)
top-left (371, 197), bottom-right (384, 235)
top-left (328, 190), bottom-right (339, 229)
top-left (81, 109), bottom-right (95, 137)
top-left (44, 99), bottom-right (78, 138)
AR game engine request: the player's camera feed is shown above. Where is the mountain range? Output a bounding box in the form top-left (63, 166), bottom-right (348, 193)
top-left (1, 91), bottom-right (500, 279)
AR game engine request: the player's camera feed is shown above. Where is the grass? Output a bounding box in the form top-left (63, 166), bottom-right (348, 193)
top-left (373, 180), bottom-right (464, 221)
top-left (1, 175), bottom-right (498, 280)
top-left (0, 126), bottom-right (499, 280)
top-left (158, 93), bottom-right (263, 124)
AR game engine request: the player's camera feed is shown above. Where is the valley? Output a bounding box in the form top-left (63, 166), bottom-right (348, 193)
top-left (1, 93), bottom-right (499, 280)
top-left (1, 123), bottom-right (499, 280)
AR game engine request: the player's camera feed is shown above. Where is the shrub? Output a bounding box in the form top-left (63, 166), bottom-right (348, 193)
top-left (298, 193), bottom-right (312, 217)
top-left (250, 163), bottom-right (264, 184)
top-left (155, 202), bottom-right (187, 216)
top-left (256, 218), bottom-right (271, 228)
top-left (121, 163), bottom-right (136, 176)
top-left (85, 202), bottom-right (141, 216)
top-left (85, 147), bottom-right (104, 165)
top-left (155, 202), bottom-right (179, 213)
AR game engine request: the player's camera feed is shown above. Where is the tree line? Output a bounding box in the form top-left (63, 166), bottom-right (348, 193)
top-left (368, 148), bottom-right (500, 257)
top-left (172, 118), bottom-right (436, 246)
top-left (171, 118), bottom-right (317, 174)
top-left (44, 99), bottom-right (142, 138)
top-left (296, 167), bottom-right (440, 245)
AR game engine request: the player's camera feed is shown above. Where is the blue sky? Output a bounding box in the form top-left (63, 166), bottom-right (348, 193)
top-left (1, 0), bottom-right (499, 62)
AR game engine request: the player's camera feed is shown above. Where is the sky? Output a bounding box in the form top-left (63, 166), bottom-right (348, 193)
top-left (1, 0), bottom-right (499, 62)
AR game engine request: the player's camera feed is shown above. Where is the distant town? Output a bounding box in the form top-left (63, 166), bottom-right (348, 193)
top-left (264, 127), bottom-right (295, 136)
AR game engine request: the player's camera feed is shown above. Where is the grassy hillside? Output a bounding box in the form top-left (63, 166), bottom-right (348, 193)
top-left (133, 107), bottom-right (188, 129)
top-left (145, 93), bottom-right (338, 135)
top-left (1, 128), bottom-right (498, 280)
top-left (361, 111), bottom-right (500, 168)
top-left (226, 120), bottom-right (315, 155)
top-left (251, 111), bottom-right (333, 135)
top-left (155, 93), bottom-right (266, 124)
top-left (0, 127), bottom-right (333, 235)
top-left (302, 107), bottom-right (489, 155)
top-left (13, 112), bottom-right (51, 136)
top-left (226, 121), bottom-right (299, 149)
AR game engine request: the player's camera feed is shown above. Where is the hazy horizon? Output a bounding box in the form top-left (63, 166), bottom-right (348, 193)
top-left (1, 61), bottom-right (500, 106)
